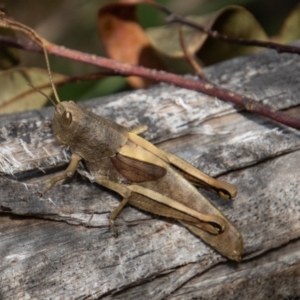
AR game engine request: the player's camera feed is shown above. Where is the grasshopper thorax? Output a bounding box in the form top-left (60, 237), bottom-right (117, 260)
top-left (52, 101), bottom-right (129, 162)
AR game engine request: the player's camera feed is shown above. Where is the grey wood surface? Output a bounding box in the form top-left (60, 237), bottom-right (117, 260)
top-left (0, 48), bottom-right (300, 299)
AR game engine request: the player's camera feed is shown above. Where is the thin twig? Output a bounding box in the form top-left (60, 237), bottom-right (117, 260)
top-left (151, 2), bottom-right (300, 55)
top-left (58, 71), bottom-right (120, 84)
top-left (170, 14), bottom-right (300, 54)
top-left (178, 25), bottom-right (204, 78)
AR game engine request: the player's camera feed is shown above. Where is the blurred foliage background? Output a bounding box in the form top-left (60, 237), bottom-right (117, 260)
top-left (1, 0), bottom-right (299, 102)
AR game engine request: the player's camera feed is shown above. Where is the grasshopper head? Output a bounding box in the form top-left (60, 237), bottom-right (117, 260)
top-left (52, 101), bottom-right (83, 146)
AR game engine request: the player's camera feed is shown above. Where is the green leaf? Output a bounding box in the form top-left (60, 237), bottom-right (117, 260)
top-left (0, 67), bottom-right (66, 114)
top-left (277, 3), bottom-right (300, 44)
top-left (146, 5), bottom-right (268, 67)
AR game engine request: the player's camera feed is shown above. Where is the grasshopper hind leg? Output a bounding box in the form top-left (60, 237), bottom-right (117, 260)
top-left (94, 176), bottom-right (132, 237)
top-left (130, 125), bottom-right (148, 135)
top-left (109, 197), bottom-right (130, 237)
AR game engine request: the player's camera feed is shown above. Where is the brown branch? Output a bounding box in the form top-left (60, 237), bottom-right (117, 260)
top-left (152, 2), bottom-right (300, 55)
top-left (1, 36), bottom-right (300, 130)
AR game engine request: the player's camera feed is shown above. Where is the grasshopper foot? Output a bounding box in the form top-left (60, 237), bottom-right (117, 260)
top-left (39, 154), bottom-right (82, 197)
top-left (39, 173), bottom-right (68, 198)
top-left (109, 218), bottom-right (119, 237)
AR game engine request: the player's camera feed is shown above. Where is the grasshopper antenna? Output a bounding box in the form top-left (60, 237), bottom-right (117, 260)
top-left (42, 44), bottom-right (61, 104)
top-left (27, 82), bottom-right (57, 107)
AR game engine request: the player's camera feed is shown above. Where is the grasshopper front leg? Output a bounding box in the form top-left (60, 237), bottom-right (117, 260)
top-left (94, 177), bottom-right (131, 236)
top-left (43, 153), bottom-right (82, 194)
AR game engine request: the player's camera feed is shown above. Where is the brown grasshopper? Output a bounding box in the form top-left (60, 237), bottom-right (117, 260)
top-left (0, 16), bottom-right (243, 261)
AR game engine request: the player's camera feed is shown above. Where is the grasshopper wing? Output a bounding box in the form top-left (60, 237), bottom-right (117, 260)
top-left (128, 132), bottom-right (237, 199)
top-left (111, 141), bottom-right (167, 183)
top-left (111, 153), bottom-right (166, 182)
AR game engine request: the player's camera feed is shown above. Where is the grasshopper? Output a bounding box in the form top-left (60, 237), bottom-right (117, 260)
top-left (0, 16), bottom-right (243, 262)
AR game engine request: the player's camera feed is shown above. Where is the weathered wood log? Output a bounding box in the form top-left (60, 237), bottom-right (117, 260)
top-left (1, 47), bottom-right (300, 299)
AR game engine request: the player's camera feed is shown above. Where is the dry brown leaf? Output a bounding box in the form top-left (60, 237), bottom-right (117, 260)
top-left (0, 67), bottom-right (66, 114)
top-left (97, 0), bottom-right (166, 88)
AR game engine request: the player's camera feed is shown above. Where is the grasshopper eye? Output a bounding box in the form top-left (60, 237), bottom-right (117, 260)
top-left (62, 111), bottom-right (72, 127)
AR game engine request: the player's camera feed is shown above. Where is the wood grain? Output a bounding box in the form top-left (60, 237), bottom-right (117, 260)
top-left (0, 48), bottom-right (300, 299)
